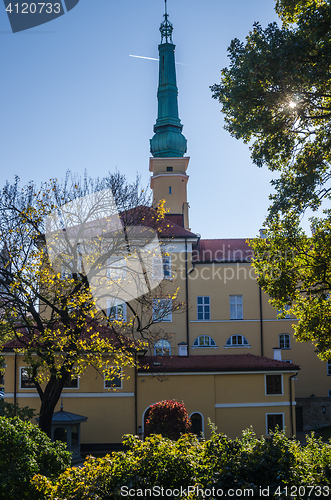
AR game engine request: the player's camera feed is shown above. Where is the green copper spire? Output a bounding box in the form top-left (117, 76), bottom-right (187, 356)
top-left (150, 0), bottom-right (187, 158)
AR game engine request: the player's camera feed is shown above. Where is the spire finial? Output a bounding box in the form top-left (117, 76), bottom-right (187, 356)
top-left (160, 0), bottom-right (173, 43)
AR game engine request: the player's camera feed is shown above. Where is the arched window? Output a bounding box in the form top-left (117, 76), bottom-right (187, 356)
top-left (279, 334), bottom-right (291, 349)
top-left (154, 339), bottom-right (171, 356)
top-left (225, 335), bottom-right (249, 347)
top-left (190, 412), bottom-right (203, 437)
top-left (193, 335), bottom-right (216, 348)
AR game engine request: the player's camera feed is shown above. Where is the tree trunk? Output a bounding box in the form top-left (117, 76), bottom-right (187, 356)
top-left (38, 374), bottom-right (66, 438)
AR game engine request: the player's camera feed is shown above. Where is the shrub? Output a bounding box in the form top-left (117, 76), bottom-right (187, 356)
top-left (32, 427), bottom-right (331, 500)
top-left (145, 399), bottom-right (192, 440)
top-left (0, 400), bottom-right (36, 421)
top-left (0, 416), bottom-right (71, 500)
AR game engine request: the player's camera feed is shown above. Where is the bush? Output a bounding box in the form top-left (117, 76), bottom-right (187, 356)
top-left (0, 416), bottom-right (71, 500)
top-left (32, 427), bottom-right (331, 500)
top-left (145, 399), bottom-right (192, 440)
top-left (0, 400), bottom-right (36, 421)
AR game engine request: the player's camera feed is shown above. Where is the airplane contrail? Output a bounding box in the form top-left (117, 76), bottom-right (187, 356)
top-left (129, 54), bottom-right (192, 66)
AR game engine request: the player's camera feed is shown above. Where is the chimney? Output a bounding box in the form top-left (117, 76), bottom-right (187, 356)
top-left (178, 342), bottom-right (188, 356)
top-left (273, 348), bottom-right (282, 361)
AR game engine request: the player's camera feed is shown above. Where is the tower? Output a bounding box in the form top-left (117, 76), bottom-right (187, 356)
top-left (150, 0), bottom-right (190, 229)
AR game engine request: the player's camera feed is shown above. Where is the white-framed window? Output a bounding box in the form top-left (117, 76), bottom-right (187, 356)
top-left (20, 367), bottom-right (35, 389)
top-left (193, 335), bottom-right (216, 348)
top-left (327, 360), bottom-right (331, 376)
top-left (225, 335), bottom-right (249, 347)
top-left (277, 305), bottom-right (291, 319)
top-left (230, 295), bottom-right (243, 320)
top-left (107, 300), bottom-right (127, 321)
top-left (190, 412), bottom-right (204, 437)
top-left (152, 299), bottom-right (172, 322)
top-left (279, 334), bottom-right (291, 349)
top-left (63, 372), bottom-right (79, 389)
top-left (197, 296), bottom-right (210, 321)
top-left (265, 374), bottom-right (283, 395)
top-left (266, 413), bottom-right (284, 435)
top-left (153, 255), bottom-right (172, 280)
top-left (154, 339), bottom-right (171, 356)
top-left (104, 367), bottom-right (122, 389)
top-left (107, 258), bottom-right (127, 281)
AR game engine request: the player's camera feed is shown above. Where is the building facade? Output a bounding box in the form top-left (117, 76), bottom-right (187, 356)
top-left (2, 4), bottom-right (329, 445)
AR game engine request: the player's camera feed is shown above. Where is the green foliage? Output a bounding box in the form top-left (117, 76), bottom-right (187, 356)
top-left (250, 212), bottom-right (331, 359)
top-left (32, 428), bottom-right (331, 499)
top-left (145, 399), bottom-right (192, 440)
top-left (0, 416), bottom-right (71, 500)
top-left (212, 1), bottom-right (331, 349)
top-left (0, 400), bottom-right (36, 421)
top-left (211, 3), bottom-right (331, 218)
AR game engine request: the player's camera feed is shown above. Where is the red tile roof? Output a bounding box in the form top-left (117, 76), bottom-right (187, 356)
top-left (122, 206), bottom-right (197, 239)
top-left (2, 321), bottom-right (137, 351)
top-left (138, 354), bottom-right (300, 373)
top-left (193, 239), bottom-right (253, 263)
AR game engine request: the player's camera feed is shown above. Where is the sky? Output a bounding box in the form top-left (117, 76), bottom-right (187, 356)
top-left (0, 0), bottom-right (311, 239)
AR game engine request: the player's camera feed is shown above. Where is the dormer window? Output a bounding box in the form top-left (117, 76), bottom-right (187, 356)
top-left (167, 166), bottom-right (173, 171)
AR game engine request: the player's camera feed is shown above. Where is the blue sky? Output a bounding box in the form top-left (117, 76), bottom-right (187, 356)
top-left (0, 0), bottom-right (300, 238)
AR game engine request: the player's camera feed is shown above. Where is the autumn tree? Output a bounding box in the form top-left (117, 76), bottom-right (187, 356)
top-left (0, 172), bottom-right (183, 436)
top-left (145, 400), bottom-right (192, 440)
top-left (211, 0), bottom-right (331, 358)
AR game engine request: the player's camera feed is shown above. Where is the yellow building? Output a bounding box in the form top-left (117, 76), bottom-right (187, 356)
top-left (2, 5), bottom-right (329, 448)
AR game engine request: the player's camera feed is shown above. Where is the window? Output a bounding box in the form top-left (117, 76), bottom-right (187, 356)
top-left (107, 300), bottom-right (127, 321)
top-left (153, 299), bottom-right (172, 322)
top-left (277, 305), bottom-right (291, 319)
top-left (197, 296), bottom-right (210, 320)
top-left (279, 334), bottom-right (291, 349)
top-left (328, 390), bottom-right (331, 397)
top-left (266, 413), bottom-right (284, 434)
top-left (225, 335), bottom-right (249, 347)
top-left (166, 166), bottom-right (173, 171)
top-left (266, 374), bottom-right (283, 395)
top-left (193, 335), bottom-right (216, 348)
top-left (104, 367), bottom-right (122, 389)
top-left (190, 412), bottom-right (203, 437)
top-left (153, 255), bottom-right (172, 280)
top-left (154, 339), bottom-right (171, 356)
top-left (283, 360), bottom-right (292, 363)
top-left (230, 295), bottom-right (243, 319)
top-left (20, 367), bottom-right (35, 389)
top-left (327, 360), bottom-right (331, 376)
top-left (169, 186), bottom-right (172, 194)
top-left (107, 258), bottom-right (126, 281)
top-left (63, 373), bottom-right (79, 389)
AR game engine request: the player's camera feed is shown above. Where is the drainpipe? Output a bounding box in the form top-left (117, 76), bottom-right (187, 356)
top-left (289, 372), bottom-right (298, 437)
top-left (185, 238), bottom-right (189, 352)
top-left (134, 351), bottom-right (138, 435)
top-left (259, 286), bottom-right (264, 357)
top-left (14, 353), bottom-right (17, 414)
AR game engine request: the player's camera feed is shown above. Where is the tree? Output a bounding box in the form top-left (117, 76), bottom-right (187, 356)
top-left (145, 400), bottom-right (192, 440)
top-left (0, 172), bottom-right (183, 436)
top-left (0, 416), bottom-right (71, 500)
top-left (211, 0), bottom-right (331, 357)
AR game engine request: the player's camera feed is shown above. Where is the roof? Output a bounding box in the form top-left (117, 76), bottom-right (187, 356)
top-left (1, 321), bottom-right (137, 351)
top-left (36, 409), bottom-right (88, 424)
top-left (138, 354), bottom-right (300, 373)
top-left (193, 239), bottom-right (253, 263)
top-left (122, 206), bottom-right (198, 239)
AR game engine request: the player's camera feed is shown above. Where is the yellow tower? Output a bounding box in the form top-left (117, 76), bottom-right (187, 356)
top-left (149, 1), bottom-right (190, 230)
